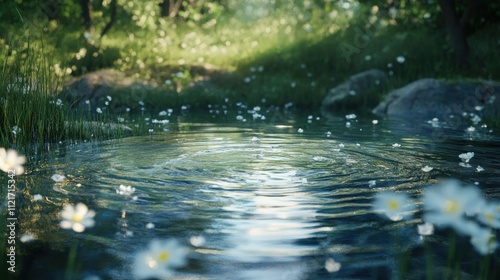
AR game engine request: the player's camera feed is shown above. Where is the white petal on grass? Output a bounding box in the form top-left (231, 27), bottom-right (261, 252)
top-left (373, 192), bottom-right (415, 221)
top-left (20, 233), bottom-right (35, 243)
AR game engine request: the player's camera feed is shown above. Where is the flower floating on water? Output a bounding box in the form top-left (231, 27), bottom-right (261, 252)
top-left (345, 113), bottom-right (357, 120)
top-left (133, 239), bottom-right (188, 279)
top-left (396, 55), bottom-right (406, 63)
top-left (373, 192), bottom-right (415, 221)
top-left (297, 128), bottom-right (304, 133)
top-left (459, 162), bottom-right (472, 168)
top-left (392, 143), bottom-right (401, 148)
top-left (368, 180), bottom-right (377, 187)
top-left (60, 203), bottom-right (96, 233)
top-left (476, 165), bottom-right (484, 172)
top-left (459, 152), bottom-right (474, 163)
top-left (189, 235), bottom-right (206, 247)
top-left (51, 174), bottom-right (66, 182)
top-left (33, 194), bottom-right (43, 201)
top-left (423, 180), bottom-right (483, 235)
top-left (372, 120), bottom-right (378, 125)
top-left (117, 184), bottom-right (136, 197)
top-left (417, 222), bottom-right (434, 236)
top-left (324, 258), bottom-right (341, 273)
top-left (421, 165), bottom-right (433, 172)
top-left (0, 147), bottom-right (26, 175)
top-left (146, 223), bottom-right (155, 229)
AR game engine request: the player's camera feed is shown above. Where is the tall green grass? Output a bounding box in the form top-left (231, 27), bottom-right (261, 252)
top-left (0, 39), bottom-right (68, 148)
top-left (0, 38), bottom-right (133, 150)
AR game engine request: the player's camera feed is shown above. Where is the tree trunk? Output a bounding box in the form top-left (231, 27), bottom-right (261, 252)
top-left (159, 0), bottom-right (170, 17)
top-left (438, 0), bottom-right (470, 71)
top-left (80, 0), bottom-right (94, 33)
top-left (100, 0), bottom-right (117, 38)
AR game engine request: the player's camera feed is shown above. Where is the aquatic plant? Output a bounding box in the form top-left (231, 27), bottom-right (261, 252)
top-left (374, 178), bottom-right (500, 279)
top-left (0, 147), bottom-right (26, 175)
top-left (133, 239), bottom-right (188, 279)
top-left (423, 179), bottom-right (484, 235)
top-left (373, 191), bottom-right (415, 221)
top-left (60, 203), bottom-right (96, 233)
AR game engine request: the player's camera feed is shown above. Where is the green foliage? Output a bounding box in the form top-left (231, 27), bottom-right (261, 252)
top-left (68, 44), bottom-right (121, 76)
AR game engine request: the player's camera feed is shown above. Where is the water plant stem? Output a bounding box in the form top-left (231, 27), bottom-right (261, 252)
top-left (446, 231), bottom-right (457, 280)
top-left (478, 254), bottom-right (490, 280)
top-left (64, 243), bottom-right (79, 280)
top-left (424, 239), bottom-right (434, 280)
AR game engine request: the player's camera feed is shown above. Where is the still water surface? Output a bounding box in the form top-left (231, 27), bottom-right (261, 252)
top-left (17, 115), bottom-right (500, 279)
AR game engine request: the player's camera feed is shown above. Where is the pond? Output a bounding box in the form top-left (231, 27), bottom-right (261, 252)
top-left (7, 110), bottom-right (500, 279)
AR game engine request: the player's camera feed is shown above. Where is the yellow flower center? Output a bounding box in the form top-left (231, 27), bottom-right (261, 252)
top-left (388, 200), bottom-right (399, 210)
top-left (485, 213), bottom-right (494, 222)
top-left (445, 200), bottom-right (459, 214)
top-left (73, 215), bottom-right (83, 223)
top-left (157, 251), bottom-right (169, 263)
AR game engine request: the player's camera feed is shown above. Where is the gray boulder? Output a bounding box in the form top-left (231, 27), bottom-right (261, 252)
top-left (321, 69), bottom-right (388, 115)
top-left (59, 69), bottom-right (156, 114)
top-left (372, 78), bottom-right (500, 123)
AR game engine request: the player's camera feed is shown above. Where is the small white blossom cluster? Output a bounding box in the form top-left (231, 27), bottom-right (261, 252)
top-left (373, 179), bottom-right (500, 255)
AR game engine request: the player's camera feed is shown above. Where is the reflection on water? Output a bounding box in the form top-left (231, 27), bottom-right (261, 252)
top-left (13, 118), bottom-right (500, 279)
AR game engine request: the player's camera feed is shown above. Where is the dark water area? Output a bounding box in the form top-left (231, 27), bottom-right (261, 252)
top-left (6, 112), bottom-right (500, 280)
